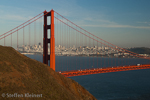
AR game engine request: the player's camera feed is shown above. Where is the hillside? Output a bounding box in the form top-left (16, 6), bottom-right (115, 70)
top-left (0, 45), bottom-right (96, 100)
top-left (128, 47), bottom-right (150, 54)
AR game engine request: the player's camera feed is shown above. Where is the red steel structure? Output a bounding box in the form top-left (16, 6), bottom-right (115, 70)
top-left (0, 9), bottom-right (150, 77)
top-left (61, 64), bottom-right (150, 77)
top-left (43, 9), bottom-right (55, 71)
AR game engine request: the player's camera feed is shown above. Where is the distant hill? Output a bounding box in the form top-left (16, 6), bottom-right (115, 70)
top-left (128, 47), bottom-right (150, 54)
top-left (0, 45), bottom-right (96, 100)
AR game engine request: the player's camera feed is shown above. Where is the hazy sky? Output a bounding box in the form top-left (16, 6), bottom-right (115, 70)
top-left (0, 0), bottom-right (150, 48)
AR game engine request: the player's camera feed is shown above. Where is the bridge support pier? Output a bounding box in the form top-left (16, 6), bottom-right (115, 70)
top-left (43, 9), bottom-right (55, 71)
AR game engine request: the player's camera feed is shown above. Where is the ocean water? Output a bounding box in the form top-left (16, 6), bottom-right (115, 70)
top-left (26, 54), bottom-right (150, 100)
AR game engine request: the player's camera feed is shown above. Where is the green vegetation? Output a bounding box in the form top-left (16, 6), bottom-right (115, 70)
top-left (128, 47), bottom-right (150, 54)
top-left (0, 45), bottom-right (96, 100)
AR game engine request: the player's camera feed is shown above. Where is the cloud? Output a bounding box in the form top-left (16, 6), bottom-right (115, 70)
top-left (0, 4), bottom-right (42, 22)
top-left (80, 24), bottom-right (150, 29)
top-left (76, 17), bottom-right (150, 29)
top-left (55, 14), bottom-right (150, 29)
top-left (84, 17), bottom-right (115, 24)
top-left (137, 21), bottom-right (149, 24)
top-left (136, 21), bottom-right (150, 26)
top-left (0, 14), bottom-right (32, 21)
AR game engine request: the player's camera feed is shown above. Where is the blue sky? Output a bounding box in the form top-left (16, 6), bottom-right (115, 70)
top-left (0, 0), bottom-right (150, 48)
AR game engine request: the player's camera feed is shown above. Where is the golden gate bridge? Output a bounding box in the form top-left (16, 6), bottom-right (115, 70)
top-left (0, 9), bottom-right (150, 77)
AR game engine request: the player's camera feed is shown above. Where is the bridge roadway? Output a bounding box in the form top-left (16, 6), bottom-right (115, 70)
top-left (60, 64), bottom-right (150, 77)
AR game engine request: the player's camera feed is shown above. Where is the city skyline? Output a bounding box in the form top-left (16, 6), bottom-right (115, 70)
top-left (0, 0), bottom-right (150, 48)
top-left (18, 43), bottom-right (150, 59)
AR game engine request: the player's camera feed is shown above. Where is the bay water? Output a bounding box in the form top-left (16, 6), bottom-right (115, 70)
top-left (26, 54), bottom-right (150, 100)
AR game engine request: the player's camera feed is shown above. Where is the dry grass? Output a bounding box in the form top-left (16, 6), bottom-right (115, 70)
top-left (0, 45), bottom-right (96, 100)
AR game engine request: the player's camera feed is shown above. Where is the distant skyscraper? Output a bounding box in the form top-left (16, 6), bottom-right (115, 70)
top-left (59, 45), bottom-right (61, 48)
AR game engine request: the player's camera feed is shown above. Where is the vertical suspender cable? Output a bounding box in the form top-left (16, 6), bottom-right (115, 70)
top-left (11, 30), bottom-right (12, 47)
top-left (97, 41), bottom-right (98, 68)
top-left (62, 20), bottom-right (63, 71)
top-left (80, 28), bottom-right (81, 70)
top-left (60, 20), bottom-right (61, 71)
top-left (108, 43), bottom-right (109, 67)
top-left (101, 41), bottom-right (102, 67)
top-left (33, 22), bottom-right (35, 59)
top-left (39, 17), bottom-right (41, 62)
top-left (93, 35), bottom-right (94, 69)
top-left (17, 27), bottom-right (18, 51)
top-left (35, 21), bottom-right (36, 60)
top-left (67, 21), bottom-right (68, 71)
top-left (89, 33), bottom-right (90, 69)
top-left (85, 31), bottom-right (86, 69)
top-left (29, 24), bottom-right (30, 58)
top-left (23, 26), bottom-right (24, 53)
top-left (69, 23), bottom-right (70, 70)
top-left (115, 47), bottom-right (116, 67)
top-left (4, 34), bottom-right (5, 46)
top-left (111, 45), bottom-right (112, 67)
top-left (104, 44), bottom-right (105, 68)
top-left (76, 26), bottom-right (77, 70)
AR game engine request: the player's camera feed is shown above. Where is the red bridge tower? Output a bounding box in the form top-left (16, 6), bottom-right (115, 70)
top-left (43, 9), bottom-right (55, 71)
